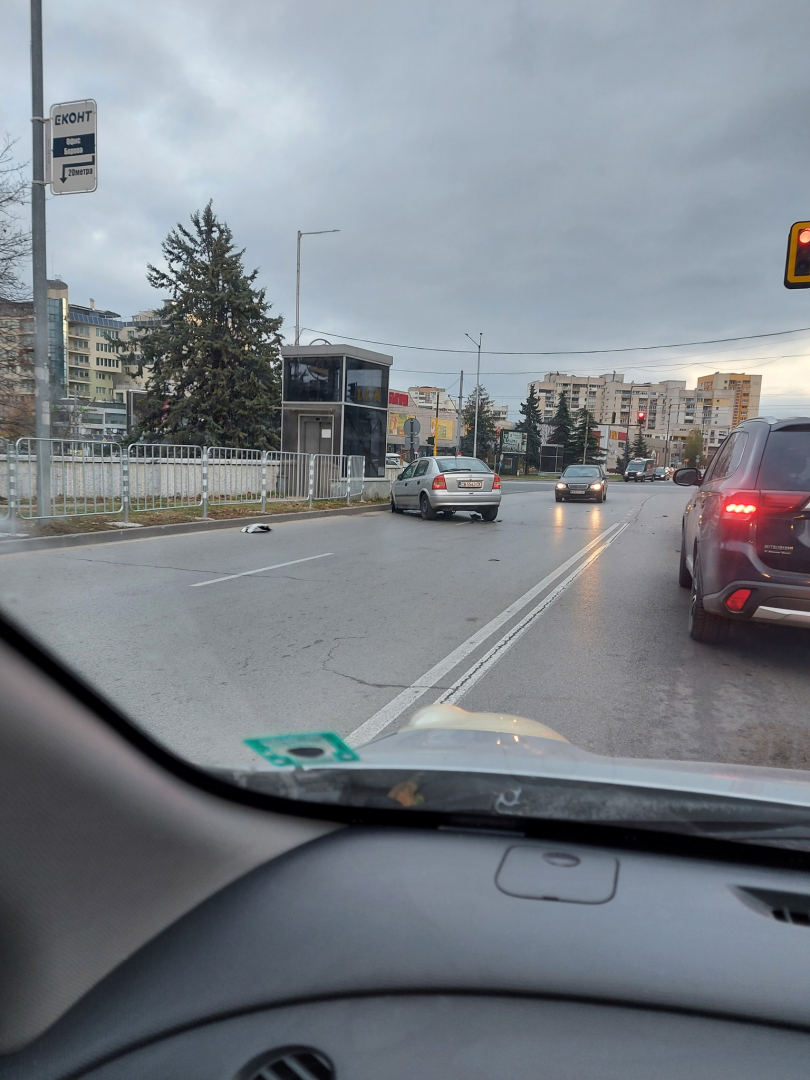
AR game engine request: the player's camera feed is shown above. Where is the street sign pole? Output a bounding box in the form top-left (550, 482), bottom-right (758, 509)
top-left (30, 0), bottom-right (50, 519)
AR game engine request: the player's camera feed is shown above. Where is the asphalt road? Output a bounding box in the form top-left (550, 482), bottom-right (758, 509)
top-left (2, 480), bottom-right (809, 770)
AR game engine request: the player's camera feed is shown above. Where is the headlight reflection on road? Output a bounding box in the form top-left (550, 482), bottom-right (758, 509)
top-left (553, 506), bottom-right (565, 528)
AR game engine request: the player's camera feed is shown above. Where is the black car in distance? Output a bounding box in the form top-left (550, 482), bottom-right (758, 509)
top-left (555, 465), bottom-right (607, 503)
top-left (674, 417), bottom-right (810, 642)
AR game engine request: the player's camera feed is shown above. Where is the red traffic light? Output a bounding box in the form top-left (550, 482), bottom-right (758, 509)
top-left (785, 221), bottom-right (810, 288)
top-left (637, 410), bottom-right (646, 422)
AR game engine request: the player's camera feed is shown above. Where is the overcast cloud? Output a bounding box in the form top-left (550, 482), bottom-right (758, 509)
top-left (2, 0), bottom-right (810, 414)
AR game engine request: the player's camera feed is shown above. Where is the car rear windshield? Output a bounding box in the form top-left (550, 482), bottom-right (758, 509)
top-left (563, 466), bottom-right (601, 478)
top-left (757, 427), bottom-right (810, 491)
top-left (437, 458), bottom-right (491, 473)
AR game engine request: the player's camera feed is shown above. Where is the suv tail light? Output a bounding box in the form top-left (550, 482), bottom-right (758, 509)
top-left (493, 474), bottom-right (501, 489)
top-left (432, 474), bottom-right (446, 489)
top-left (722, 491), bottom-right (758, 518)
top-left (725, 588), bottom-right (752, 612)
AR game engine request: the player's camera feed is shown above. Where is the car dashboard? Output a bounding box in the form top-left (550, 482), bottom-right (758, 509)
top-left (5, 825), bottom-right (810, 1080)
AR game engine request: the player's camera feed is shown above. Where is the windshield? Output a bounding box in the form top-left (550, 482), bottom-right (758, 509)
top-left (2, 4), bottom-right (809, 854)
top-left (757, 428), bottom-right (810, 491)
top-left (562, 466), bottom-right (601, 478)
top-left (436, 457), bottom-right (491, 473)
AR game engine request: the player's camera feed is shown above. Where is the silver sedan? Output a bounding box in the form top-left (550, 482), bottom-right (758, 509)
top-left (391, 456), bottom-right (502, 521)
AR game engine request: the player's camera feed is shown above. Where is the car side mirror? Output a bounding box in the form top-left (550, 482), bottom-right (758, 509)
top-left (673, 467), bottom-right (701, 487)
top-left (397, 471), bottom-right (405, 480)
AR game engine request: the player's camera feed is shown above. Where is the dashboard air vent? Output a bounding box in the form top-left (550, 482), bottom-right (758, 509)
top-left (734, 886), bottom-right (810, 926)
top-left (234, 1045), bottom-right (335, 1080)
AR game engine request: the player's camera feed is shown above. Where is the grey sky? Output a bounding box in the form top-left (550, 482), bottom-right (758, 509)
top-left (2, 0), bottom-right (810, 414)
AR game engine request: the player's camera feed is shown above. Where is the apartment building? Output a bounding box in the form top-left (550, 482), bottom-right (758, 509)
top-left (696, 372), bottom-right (761, 427)
top-left (527, 369), bottom-right (753, 467)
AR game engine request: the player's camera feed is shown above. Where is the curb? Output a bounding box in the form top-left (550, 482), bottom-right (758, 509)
top-left (0, 501), bottom-right (388, 555)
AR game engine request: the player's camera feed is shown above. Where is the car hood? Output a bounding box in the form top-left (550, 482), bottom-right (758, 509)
top-left (211, 707), bottom-right (810, 848)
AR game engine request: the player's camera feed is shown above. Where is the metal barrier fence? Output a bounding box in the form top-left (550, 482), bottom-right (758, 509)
top-left (2, 440), bottom-right (367, 523)
top-left (127, 443), bottom-right (203, 516)
top-left (15, 438), bottom-right (123, 520)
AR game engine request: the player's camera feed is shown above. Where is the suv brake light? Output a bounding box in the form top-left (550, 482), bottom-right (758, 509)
top-left (493, 474), bottom-right (501, 489)
top-left (722, 491), bottom-right (758, 518)
top-left (432, 474), bottom-right (446, 489)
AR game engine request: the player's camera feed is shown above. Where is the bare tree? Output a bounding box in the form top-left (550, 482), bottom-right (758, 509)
top-left (0, 135), bottom-right (30, 303)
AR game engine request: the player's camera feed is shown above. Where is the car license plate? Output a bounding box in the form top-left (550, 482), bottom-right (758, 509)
top-left (458, 480), bottom-right (483, 488)
top-left (570, 486), bottom-right (586, 492)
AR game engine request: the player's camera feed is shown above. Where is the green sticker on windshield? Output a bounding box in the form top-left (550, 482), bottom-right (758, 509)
top-left (244, 731), bottom-right (360, 768)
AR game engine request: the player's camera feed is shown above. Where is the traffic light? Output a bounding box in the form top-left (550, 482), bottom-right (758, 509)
top-left (784, 221), bottom-right (810, 288)
top-left (637, 410), bottom-right (647, 428)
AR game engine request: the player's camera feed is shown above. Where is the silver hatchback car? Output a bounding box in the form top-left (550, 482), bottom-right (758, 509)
top-left (391, 456), bottom-right (502, 520)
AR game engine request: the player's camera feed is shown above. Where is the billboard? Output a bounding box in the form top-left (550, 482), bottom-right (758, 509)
top-left (501, 430), bottom-right (527, 453)
top-left (388, 412), bottom-right (411, 437)
top-left (430, 416), bottom-right (454, 441)
top-left (389, 390), bottom-right (409, 407)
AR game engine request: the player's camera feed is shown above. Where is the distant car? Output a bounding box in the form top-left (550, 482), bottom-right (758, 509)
top-left (674, 416), bottom-right (810, 642)
top-left (624, 458), bottom-right (656, 482)
top-left (385, 453), bottom-right (403, 469)
top-left (555, 465), bottom-right (607, 503)
top-left (654, 467), bottom-right (668, 481)
top-left (391, 456), bottom-right (501, 521)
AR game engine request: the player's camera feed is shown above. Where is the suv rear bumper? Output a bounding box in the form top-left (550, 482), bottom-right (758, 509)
top-left (702, 579), bottom-right (810, 626)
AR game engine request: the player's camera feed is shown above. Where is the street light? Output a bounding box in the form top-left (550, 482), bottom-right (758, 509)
top-left (295, 229), bottom-right (339, 345)
top-left (464, 332), bottom-right (482, 458)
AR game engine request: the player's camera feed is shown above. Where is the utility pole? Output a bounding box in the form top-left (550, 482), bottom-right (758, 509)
top-left (31, 0), bottom-right (50, 518)
top-left (457, 370), bottom-right (463, 455)
top-left (433, 390), bottom-right (440, 456)
top-left (295, 228), bottom-right (339, 345)
top-left (465, 333), bottom-right (482, 458)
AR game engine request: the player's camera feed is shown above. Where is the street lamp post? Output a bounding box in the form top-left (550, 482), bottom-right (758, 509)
top-left (30, 0), bottom-right (51, 519)
top-left (295, 229), bottom-right (339, 345)
top-left (465, 333), bottom-right (482, 458)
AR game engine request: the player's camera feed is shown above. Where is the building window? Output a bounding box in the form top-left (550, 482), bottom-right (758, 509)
top-left (345, 356), bottom-right (389, 407)
top-left (283, 356), bottom-right (342, 402)
top-left (343, 405), bottom-right (387, 477)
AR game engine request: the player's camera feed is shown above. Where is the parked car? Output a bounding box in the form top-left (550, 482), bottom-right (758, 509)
top-left (624, 458), bottom-right (656, 481)
top-left (555, 465), bottom-right (608, 503)
top-left (385, 453), bottom-right (403, 469)
top-left (391, 456), bottom-right (501, 520)
top-left (674, 417), bottom-right (810, 642)
top-left (654, 466), bottom-right (668, 481)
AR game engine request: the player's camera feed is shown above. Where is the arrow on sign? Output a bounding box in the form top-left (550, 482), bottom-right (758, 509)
top-left (59, 156), bottom-right (95, 183)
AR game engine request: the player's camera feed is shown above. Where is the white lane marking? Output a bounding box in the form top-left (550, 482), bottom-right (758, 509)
top-left (189, 552), bottom-right (334, 587)
top-left (346, 523), bottom-right (622, 746)
top-left (436, 524), bottom-right (629, 705)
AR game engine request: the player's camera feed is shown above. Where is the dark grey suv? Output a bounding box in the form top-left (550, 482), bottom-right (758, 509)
top-left (674, 417), bottom-right (810, 642)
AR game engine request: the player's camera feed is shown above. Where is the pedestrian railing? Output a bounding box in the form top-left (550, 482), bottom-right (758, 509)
top-left (15, 438), bottom-right (123, 519)
top-left (3, 439), bottom-right (367, 524)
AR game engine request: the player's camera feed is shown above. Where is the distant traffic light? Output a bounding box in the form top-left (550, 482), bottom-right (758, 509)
top-left (637, 410), bottom-right (647, 428)
top-left (784, 221), bottom-right (810, 288)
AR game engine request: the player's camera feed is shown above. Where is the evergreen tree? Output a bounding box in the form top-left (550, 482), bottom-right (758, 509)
top-left (629, 430), bottom-right (650, 459)
top-left (133, 202), bottom-right (282, 448)
top-left (549, 390), bottom-right (576, 465)
top-left (569, 408), bottom-right (605, 465)
top-left (683, 428), bottom-right (703, 467)
top-left (460, 384), bottom-right (498, 459)
top-left (515, 384), bottom-right (543, 471)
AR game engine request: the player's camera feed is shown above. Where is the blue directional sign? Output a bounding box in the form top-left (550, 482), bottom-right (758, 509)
top-left (49, 100), bottom-right (97, 195)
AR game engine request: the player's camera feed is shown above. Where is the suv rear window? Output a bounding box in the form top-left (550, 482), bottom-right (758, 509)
top-left (757, 427), bottom-right (810, 491)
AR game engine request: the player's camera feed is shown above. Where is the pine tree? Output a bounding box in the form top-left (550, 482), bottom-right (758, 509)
top-left (569, 408), bottom-right (605, 465)
top-left (133, 202), bottom-right (282, 449)
top-left (515, 384), bottom-right (543, 471)
top-left (629, 431), bottom-right (650, 459)
top-left (683, 428), bottom-right (703, 467)
top-left (460, 384), bottom-right (497, 459)
top-left (549, 391), bottom-right (576, 465)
